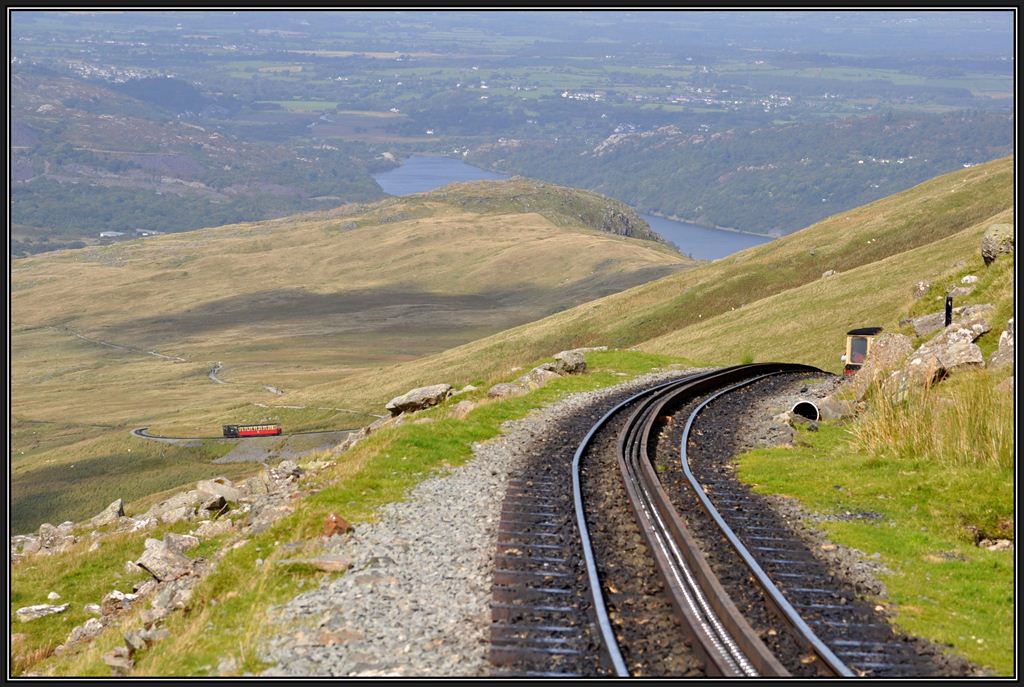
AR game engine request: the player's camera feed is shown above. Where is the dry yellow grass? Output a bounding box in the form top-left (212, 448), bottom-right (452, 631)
top-left (11, 182), bottom-right (687, 528)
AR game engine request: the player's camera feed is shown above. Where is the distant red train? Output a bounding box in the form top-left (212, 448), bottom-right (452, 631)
top-left (223, 423), bottom-right (282, 438)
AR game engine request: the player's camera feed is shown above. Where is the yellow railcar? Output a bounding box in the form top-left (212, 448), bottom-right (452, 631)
top-left (841, 326), bottom-right (883, 376)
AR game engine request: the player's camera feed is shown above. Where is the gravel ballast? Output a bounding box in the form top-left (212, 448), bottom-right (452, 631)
top-left (259, 369), bottom-right (690, 677)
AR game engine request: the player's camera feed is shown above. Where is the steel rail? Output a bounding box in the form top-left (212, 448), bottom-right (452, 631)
top-left (677, 370), bottom-right (856, 678)
top-left (619, 364), bottom-right (805, 677)
top-left (571, 373), bottom-right (698, 676)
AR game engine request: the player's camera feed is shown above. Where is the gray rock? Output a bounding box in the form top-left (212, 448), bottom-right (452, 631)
top-left (981, 223), bottom-right (1013, 265)
top-left (385, 384), bottom-right (453, 416)
top-left (271, 460), bottom-right (303, 481)
top-left (65, 617), bottom-right (104, 646)
top-left (101, 590), bottom-right (139, 616)
top-left (124, 630), bottom-right (147, 655)
top-left (84, 603), bottom-right (102, 615)
top-left (11, 534), bottom-right (41, 559)
top-left (197, 477), bottom-right (243, 503)
top-left (822, 269), bottom-right (836, 279)
top-left (89, 499), bottom-right (125, 527)
top-left (908, 303), bottom-right (994, 339)
top-left (47, 591), bottom-right (61, 601)
top-left (164, 533), bottom-right (200, 553)
top-left (194, 519), bottom-right (233, 538)
top-left (146, 490), bottom-right (202, 524)
top-left (136, 539), bottom-right (193, 582)
top-left (843, 333), bottom-right (914, 401)
top-left (103, 647), bottom-right (133, 675)
top-left (817, 397), bottom-right (857, 420)
top-left (912, 281), bottom-right (930, 298)
top-left (988, 318), bottom-right (1014, 370)
top-left (37, 522), bottom-right (76, 553)
top-left (517, 367), bottom-right (561, 390)
top-left (139, 627), bottom-right (171, 645)
top-left (450, 400), bottom-right (477, 420)
top-left (150, 577), bottom-right (196, 617)
top-left (200, 494), bottom-right (228, 513)
top-left (947, 285), bottom-right (975, 299)
top-left (16, 603), bottom-right (70, 622)
top-left (487, 382), bottom-right (527, 399)
top-left (887, 333), bottom-right (985, 398)
top-left (550, 350), bottom-right (587, 375)
top-left (960, 275), bottom-right (979, 284)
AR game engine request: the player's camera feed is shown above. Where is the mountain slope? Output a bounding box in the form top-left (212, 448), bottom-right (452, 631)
top-left (10, 181), bottom-right (687, 528)
top-left (291, 155), bottom-right (1013, 410)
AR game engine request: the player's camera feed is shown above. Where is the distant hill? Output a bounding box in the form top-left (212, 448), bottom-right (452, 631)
top-left (291, 155), bottom-right (1013, 410)
top-left (10, 181), bottom-right (688, 529)
top-left (466, 112), bottom-right (1013, 235)
top-left (9, 68), bottom-right (385, 255)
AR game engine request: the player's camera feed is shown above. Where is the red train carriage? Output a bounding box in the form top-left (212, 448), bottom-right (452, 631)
top-left (223, 423), bottom-right (282, 438)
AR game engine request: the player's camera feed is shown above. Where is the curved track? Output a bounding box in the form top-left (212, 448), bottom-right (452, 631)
top-left (491, 363), bottom-right (943, 677)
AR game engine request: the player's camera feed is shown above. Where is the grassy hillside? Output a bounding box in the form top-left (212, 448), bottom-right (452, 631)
top-left (10, 181), bottom-right (688, 530)
top-left (11, 157), bottom-right (1014, 678)
top-left (290, 156), bottom-right (1013, 409)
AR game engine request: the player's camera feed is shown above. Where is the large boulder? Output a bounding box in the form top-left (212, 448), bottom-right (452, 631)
top-left (384, 384), bottom-right (452, 416)
top-left (981, 223), bottom-right (1013, 265)
top-left (989, 318), bottom-right (1014, 370)
top-left (36, 522), bottom-right (76, 555)
top-left (196, 477), bottom-right (243, 503)
top-left (548, 350), bottom-right (587, 375)
top-left (843, 333), bottom-right (914, 401)
top-left (89, 499), bottom-right (125, 528)
top-left (136, 539), bottom-right (193, 582)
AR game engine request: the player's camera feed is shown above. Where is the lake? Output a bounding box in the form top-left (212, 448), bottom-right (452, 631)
top-left (373, 155), bottom-right (773, 260)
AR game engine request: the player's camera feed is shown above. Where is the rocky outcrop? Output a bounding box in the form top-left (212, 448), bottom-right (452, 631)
top-left (144, 490), bottom-right (204, 525)
top-left (487, 347), bottom-right (594, 399)
top-left (989, 318), bottom-right (1014, 369)
top-left (912, 281), bottom-right (930, 298)
top-left (385, 384), bottom-right (453, 416)
top-left (886, 320), bottom-right (988, 398)
top-left (904, 303), bottom-right (994, 339)
top-left (136, 538), bottom-right (194, 582)
top-left (981, 223), bottom-right (1013, 265)
top-left (89, 499), bottom-right (125, 528)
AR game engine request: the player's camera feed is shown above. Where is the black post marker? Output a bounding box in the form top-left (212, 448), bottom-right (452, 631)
top-left (945, 296), bottom-right (953, 327)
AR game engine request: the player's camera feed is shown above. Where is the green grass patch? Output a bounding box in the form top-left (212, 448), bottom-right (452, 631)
top-left (737, 422), bottom-right (1014, 675)
top-left (11, 436), bottom-right (243, 534)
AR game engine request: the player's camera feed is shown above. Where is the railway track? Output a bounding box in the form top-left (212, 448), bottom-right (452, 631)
top-left (490, 364), bottom-right (959, 677)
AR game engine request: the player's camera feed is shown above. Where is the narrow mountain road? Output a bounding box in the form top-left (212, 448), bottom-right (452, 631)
top-left (55, 325), bottom-right (186, 362)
